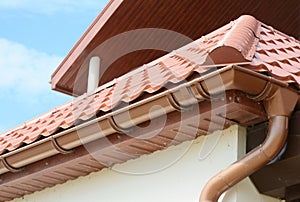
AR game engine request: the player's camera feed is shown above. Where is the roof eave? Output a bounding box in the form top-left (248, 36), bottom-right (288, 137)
top-left (50, 0), bottom-right (300, 96)
top-left (1, 65), bottom-right (299, 200)
top-left (51, 0), bottom-right (123, 95)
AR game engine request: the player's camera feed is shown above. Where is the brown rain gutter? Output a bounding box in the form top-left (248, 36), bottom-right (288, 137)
top-left (0, 65), bottom-right (298, 181)
top-left (199, 74), bottom-right (299, 201)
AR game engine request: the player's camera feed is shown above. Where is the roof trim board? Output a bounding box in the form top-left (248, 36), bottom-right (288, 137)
top-left (51, 0), bottom-right (123, 95)
top-left (50, 0), bottom-right (300, 96)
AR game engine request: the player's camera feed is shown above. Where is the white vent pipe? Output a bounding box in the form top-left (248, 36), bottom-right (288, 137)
top-left (87, 56), bottom-right (100, 93)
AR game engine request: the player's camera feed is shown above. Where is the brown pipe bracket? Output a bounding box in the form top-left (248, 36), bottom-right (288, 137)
top-left (1, 157), bottom-right (23, 173)
top-left (51, 137), bottom-right (74, 154)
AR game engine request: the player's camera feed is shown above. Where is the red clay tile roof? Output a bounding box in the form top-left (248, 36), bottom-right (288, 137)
top-left (1, 15), bottom-right (299, 155)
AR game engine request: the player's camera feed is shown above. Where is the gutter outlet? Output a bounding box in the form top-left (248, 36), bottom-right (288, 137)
top-left (199, 81), bottom-right (298, 201)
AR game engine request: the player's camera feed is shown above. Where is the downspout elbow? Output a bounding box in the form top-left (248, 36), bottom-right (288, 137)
top-left (199, 116), bottom-right (288, 202)
top-left (199, 86), bottom-right (298, 202)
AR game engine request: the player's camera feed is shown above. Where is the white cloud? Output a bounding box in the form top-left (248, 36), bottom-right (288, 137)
top-left (0, 38), bottom-right (63, 96)
top-left (0, 0), bottom-right (105, 14)
top-left (0, 38), bottom-right (70, 133)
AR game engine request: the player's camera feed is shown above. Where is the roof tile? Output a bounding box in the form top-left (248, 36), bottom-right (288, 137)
top-left (1, 15), bottom-right (299, 155)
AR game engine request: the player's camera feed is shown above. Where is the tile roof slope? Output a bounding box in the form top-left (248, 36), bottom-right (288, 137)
top-left (0, 15), bottom-right (299, 155)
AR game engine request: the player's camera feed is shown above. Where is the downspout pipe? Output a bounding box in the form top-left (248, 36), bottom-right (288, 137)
top-left (199, 86), bottom-right (298, 201)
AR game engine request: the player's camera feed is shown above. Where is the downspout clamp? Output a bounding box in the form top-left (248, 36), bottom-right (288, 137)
top-left (199, 82), bottom-right (299, 201)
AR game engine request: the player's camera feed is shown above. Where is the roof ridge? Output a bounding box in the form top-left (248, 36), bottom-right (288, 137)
top-left (216, 15), bottom-right (261, 60)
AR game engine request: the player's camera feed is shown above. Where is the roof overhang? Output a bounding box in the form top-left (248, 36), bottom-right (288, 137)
top-left (2, 66), bottom-right (299, 201)
top-left (51, 0), bottom-right (300, 96)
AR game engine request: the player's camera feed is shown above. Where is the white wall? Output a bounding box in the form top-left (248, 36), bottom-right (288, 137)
top-left (12, 125), bottom-right (281, 202)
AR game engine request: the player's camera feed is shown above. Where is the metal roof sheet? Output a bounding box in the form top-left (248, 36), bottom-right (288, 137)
top-left (1, 15), bottom-right (299, 155)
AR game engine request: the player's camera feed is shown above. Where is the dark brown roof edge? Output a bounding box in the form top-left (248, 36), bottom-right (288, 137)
top-left (51, 0), bottom-right (122, 91)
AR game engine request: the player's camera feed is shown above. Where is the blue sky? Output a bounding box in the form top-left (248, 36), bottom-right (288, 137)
top-left (0, 0), bottom-right (108, 133)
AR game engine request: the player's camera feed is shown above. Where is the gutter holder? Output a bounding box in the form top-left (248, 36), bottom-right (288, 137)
top-left (1, 157), bottom-right (23, 173)
top-left (248, 79), bottom-right (273, 101)
top-left (51, 137), bottom-right (74, 154)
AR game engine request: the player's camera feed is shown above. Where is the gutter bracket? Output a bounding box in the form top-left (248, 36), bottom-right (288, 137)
top-left (51, 137), bottom-right (74, 154)
top-left (1, 157), bottom-right (23, 173)
top-left (191, 83), bottom-right (211, 101)
top-left (108, 116), bottom-right (131, 133)
top-left (167, 92), bottom-right (194, 111)
top-left (167, 94), bottom-right (183, 111)
top-left (248, 78), bottom-right (273, 101)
